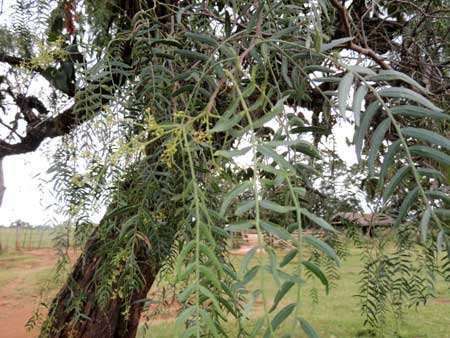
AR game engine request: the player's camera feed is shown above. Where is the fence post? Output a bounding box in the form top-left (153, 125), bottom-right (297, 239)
top-left (15, 223), bottom-right (21, 250)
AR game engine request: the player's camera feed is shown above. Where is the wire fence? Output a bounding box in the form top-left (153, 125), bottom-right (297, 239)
top-left (0, 226), bottom-right (56, 250)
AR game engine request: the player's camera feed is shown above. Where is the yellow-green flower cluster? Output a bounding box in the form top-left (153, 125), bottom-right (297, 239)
top-left (193, 130), bottom-right (212, 144)
top-left (162, 137), bottom-right (178, 168)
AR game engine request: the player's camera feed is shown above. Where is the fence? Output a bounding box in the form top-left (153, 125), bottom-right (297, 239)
top-left (0, 226), bottom-right (56, 250)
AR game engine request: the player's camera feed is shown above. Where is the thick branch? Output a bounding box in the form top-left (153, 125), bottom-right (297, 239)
top-left (0, 53), bottom-right (24, 67)
top-left (0, 40), bottom-right (133, 159)
top-left (330, 0), bottom-right (390, 70)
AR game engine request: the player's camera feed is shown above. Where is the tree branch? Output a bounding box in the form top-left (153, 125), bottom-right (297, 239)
top-left (329, 0), bottom-right (390, 70)
top-left (0, 41), bottom-right (134, 158)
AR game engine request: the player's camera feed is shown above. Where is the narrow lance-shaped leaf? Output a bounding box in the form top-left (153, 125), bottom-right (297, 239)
top-left (261, 221), bottom-right (293, 240)
top-left (367, 70), bottom-right (429, 94)
top-left (409, 145), bottom-right (450, 167)
top-left (303, 261), bottom-right (329, 293)
top-left (379, 140), bottom-right (402, 187)
top-left (401, 127), bottom-right (450, 150)
top-left (420, 208), bottom-right (431, 243)
top-left (220, 181), bottom-right (252, 217)
top-left (391, 105), bottom-right (450, 120)
top-left (394, 187), bottom-right (419, 227)
top-left (352, 85), bottom-right (368, 126)
top-left (263, 303), bottom-right (296, 338)
top-left (301, 208), bottom-right (337, 233)
top-left (383, 165), bottom-right (410, 203)
top-left (304, 236), bottom-right (340, 266)
top-left (368, 118), bottom-right (391, 177)
top-left (257, 144), bottom-right (295, 171)
top-left (269, 280), bottom-right (295, 313)
top-left (260, 200), bottom-right (295, 214)
top-left (377, 87), bottom-right (443, 112)
top-left (299, 318), bottom-right (321, 338)
top-left (355, 101), bottom-right (381, 160)
top-left (338, 72), bottom-right (354, 116)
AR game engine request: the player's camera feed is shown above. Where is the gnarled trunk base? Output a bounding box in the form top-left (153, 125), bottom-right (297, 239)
top-left (40, 231), bottom-right (163, 338)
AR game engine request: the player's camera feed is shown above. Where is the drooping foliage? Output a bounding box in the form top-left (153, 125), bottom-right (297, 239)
top-left (0, 1), bottom-right (449, 337)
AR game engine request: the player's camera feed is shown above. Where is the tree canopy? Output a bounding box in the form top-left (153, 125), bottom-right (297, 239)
top-left (0, 1), bottom-right (449, 337)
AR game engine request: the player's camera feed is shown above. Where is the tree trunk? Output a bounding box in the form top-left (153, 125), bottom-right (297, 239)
top-left (40, 228), bottom-right (171, 338)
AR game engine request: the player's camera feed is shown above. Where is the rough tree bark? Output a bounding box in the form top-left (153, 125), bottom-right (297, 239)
top-left (41, 229), bottom-right (172, 338)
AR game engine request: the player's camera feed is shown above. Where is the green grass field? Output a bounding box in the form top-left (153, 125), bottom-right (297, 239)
top-left (0, 240), bottom-right (449, 337)
top-left (139, 246), bottom-right (450, 338)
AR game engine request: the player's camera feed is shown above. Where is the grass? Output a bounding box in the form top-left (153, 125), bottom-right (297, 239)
top-left (1, 240), bottom-right (449, 337)
top-left (139, 245), bottom-right (450, 338)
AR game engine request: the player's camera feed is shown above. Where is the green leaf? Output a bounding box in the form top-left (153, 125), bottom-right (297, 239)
top-left (257, 144), bottom-right (295, 171)
top-left (176, 241), bottom-right (196, 279)
top-left (150, 38), bottom-right (183, 49)
top-left (338, 72), bottom-right (354, 115)
top-left (390, 105), bottom-right (450, 120)
top-left (280, 249), bottom-right (298, 268)
top-left (368, 118), bottom-right (391, 176)
top-left (185, 32), bottom-right (218, 47)
top-left (377, 87), bottom-right (443, 112)
top-left (261, 221), bottom-right (293, 240)
top-left (401, 127), bottom-right (450, 150)
top-left (435, 209), bottom-right (450, 218)
top-left (260, 200), bottom-right (295, 214)
top-left (410, 145), bottom-right (450, 167)
top-left (425, 190), bottom-right (450, 204)
top-left (379, 140), bottom-right (402, 187)
top-left (249, 317), bottom-right (264, 338)
top-left (270, 281), bottom-right (295, 313)
top-left (417, 167), bottom-right (446, 182)
top-left (174, 49), bottom-right (209, 62)
top-left (420, 208), bottom-right (431, 243)
top-left (437, 230), bottom-right (445, 251)
top-left (303, 65), bottom-right (333, 73)
top-left (320, 37), bottom-right (354, 52)
top-left (220, 181), bottom-right (252, 217)
top-left (226, 221), bottom-right (254, 232)
top-left (301, 208), bottom-right (336, 233)
top-left (251, 97), bottom-right (287, 129)
top-left (264, 303), bottom-right (296, 338)
top-left (303, 236), bottom-right (340, 266)
top-left (394, 187), bottom-right (419, 226)
top-left (299, 318), bottom-right (321, 338)
top-left (241, 247), bottom-right (258, 274)
top-left (214, 147), bottom-right (251, 159)
top-left (224, 11), bottom-right (231, 37)
top-left (199, 243), bottom-right (223, 273)
top-left (383, 166), bottom-right (410, 203)
top-left (303, 261), bottom-right (329, 293)
top-left (347, 65), bottom-right (376, 76)
top-left (367, 70), bottom-right (429, 93)
top-left (290, 141), bottom-right (321, 159)
top-left (352, 85), bottom-right (368, 126)
top-left (235, 200), bottom-right (256, 216)
top-left (355, 101), bottom-right (381, 160)
top-left (211, 113), bottom-right (243, 133)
